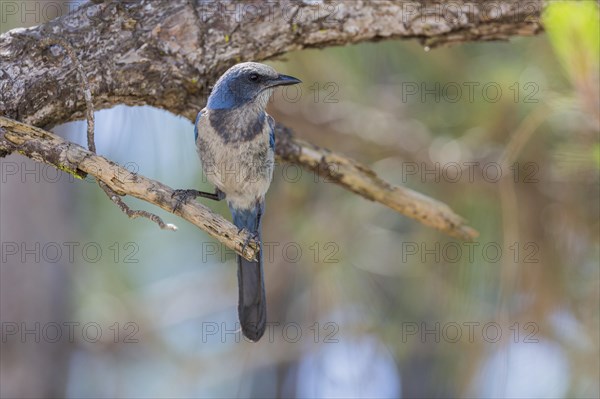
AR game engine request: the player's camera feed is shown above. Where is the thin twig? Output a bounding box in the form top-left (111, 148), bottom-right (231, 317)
top-left (37, 36), bottom-right (96, 153)
top-left (98, 180), bottom-right (178, 231)
top-left (36, 35), bottom-right (177, 231)
top-left (275, 125), bottom-right (479, 241)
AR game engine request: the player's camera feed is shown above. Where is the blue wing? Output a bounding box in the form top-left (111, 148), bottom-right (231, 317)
top-left (194, 110), bottom-right (204, 142)
top-left (267, 115), bottom-right (275, 150)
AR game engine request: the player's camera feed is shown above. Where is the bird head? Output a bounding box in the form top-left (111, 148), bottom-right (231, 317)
top-left (207, 62), bottom-right (301, 110)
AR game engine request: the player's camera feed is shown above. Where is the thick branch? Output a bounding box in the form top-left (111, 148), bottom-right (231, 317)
top-left (0, 116), bottom-right (260, 262)
top-left (0, 0), bottom-right (543, 126)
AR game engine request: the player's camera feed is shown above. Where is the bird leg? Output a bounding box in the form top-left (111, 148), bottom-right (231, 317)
top-left (240, 202), bottom-right (262, 256)
top-left (172, 188), bottom-right (224, 212)
top-left (240, 228), bottom-right (260, 257)
top-left (254, 203), bottom-right (262, 232)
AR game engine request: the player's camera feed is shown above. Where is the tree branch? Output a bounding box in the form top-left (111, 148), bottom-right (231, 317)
top-left (0, 116), bottom-right (260, 262)
top-left (37, 34), bottom-right (183, 231)
top-left (0, 1), bottom-right (543, 240)
top-left (0, 0), bottom-right (544, 127)
top-left (275, 125), bottom-right (478, 240)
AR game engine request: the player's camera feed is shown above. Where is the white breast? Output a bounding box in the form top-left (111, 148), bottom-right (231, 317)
top-left (196, 112), bottom-right (274, 210)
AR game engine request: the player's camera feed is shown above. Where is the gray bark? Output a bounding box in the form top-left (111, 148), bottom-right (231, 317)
top-left (0, 0), bottom-right (543, 128)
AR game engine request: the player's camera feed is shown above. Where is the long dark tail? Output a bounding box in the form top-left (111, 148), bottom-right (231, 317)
top-left (231, 203), bottom-right (266, 341)
top-left (237, 247), bottom-right (266, 341)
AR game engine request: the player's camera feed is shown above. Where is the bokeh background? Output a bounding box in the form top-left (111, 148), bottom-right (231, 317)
top-left (1, 1), bottom-right (598, 398)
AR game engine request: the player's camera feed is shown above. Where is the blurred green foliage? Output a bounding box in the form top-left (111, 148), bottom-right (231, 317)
top-left (544, 1), bottom-right (599, 83)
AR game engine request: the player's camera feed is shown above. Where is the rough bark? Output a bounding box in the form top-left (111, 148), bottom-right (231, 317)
top-left (0, 0), bottom-right (544, 127)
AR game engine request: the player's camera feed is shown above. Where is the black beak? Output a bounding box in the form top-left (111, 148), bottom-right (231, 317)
top-left (269, 74), bottom-right (302, 87)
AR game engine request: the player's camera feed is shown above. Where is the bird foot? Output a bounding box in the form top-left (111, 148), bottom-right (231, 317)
top-left (239, 228), bottom-right (260, 257)
top-left (171, 189), bottom-right (201, 212)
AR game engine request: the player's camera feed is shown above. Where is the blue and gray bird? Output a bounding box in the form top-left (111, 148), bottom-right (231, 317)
top-left (175, 62), bottom-right (301, 341)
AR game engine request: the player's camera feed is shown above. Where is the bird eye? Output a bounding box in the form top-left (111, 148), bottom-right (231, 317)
top-left (248, 73), bottom-right (259, 82)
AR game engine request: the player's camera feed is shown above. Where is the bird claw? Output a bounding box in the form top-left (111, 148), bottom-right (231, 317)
top-left (240, 228), bottom-right (259, 256)
top-left (171, 189), bottom-right (198, 212)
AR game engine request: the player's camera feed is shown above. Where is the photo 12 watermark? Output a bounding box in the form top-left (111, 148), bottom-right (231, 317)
top-left (398, 2), bottom-right (541, 25)
top-left (200, 241), bottom-right (340, 264)
top-left (1, 241), bottom-right (141, 264)
top-left (204, 80), bottom-right (340, 104)
top-left (0, 159), bottom-right (140, 185)
top-left (399, 321), bottom-right (540, 344)
top-left (201, 321), bottom-right (340, 344)
top-left (1, 321), bottom-right (140, 344)
top-left (400, 161), bottom-right (540, 184)
top-left (400, 241), bottom-right (540, 264)
top-left (400, 81), bottom-right (540, 104)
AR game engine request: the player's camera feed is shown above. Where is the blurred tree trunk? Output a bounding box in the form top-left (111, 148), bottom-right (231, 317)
top-left (0, 155), bottom-right (74, 397)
